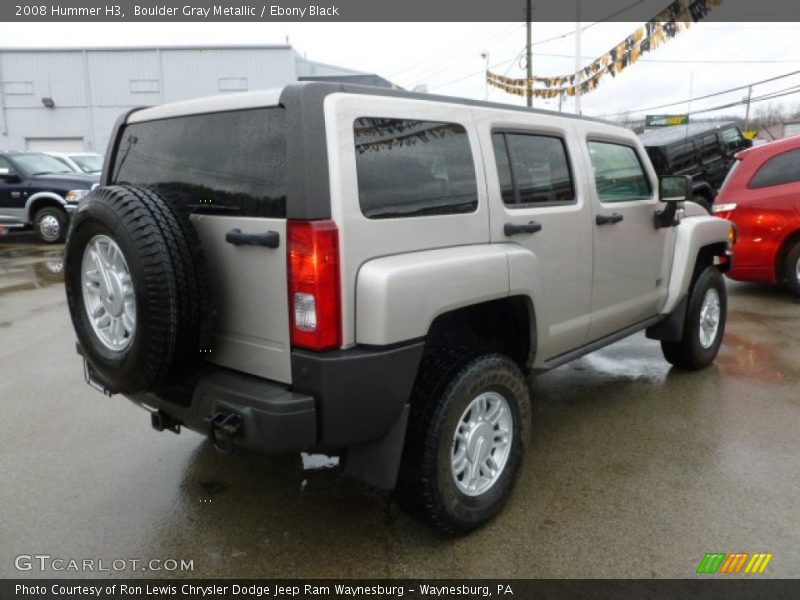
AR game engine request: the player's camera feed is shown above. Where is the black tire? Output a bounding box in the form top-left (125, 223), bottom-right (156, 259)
top-left (661, 266), bottom-right (726, 370)
top-left (395, 351), bottom-right (531, 534)
top-left (782, 239), bottom-right (800, 297)
top-left (64, 185), bottom-right (211, 394)
top-left (33, 206), bottom-right (67, 243)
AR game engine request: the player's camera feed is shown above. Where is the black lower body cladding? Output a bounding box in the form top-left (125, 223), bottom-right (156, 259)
top-left (64, 185), bottom-right (212, 395)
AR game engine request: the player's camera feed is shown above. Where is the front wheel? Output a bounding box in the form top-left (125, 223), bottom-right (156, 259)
top-left (395, 352), bottom-right (531, 534)
top-left (661, 266), bottom-right (727, 370)
top-left (783, 239), bottom-right (800, 297)
top-left (33, 206), bottom-right (67, 243)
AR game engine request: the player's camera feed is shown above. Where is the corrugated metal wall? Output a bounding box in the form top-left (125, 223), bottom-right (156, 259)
top-left (0, 46), bottom-right (361, 152)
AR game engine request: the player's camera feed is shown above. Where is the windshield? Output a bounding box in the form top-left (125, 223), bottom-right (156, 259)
top-left (71, 154), bottom-right (103, 173)
top-left (11, 153), bottom-right (74, 176)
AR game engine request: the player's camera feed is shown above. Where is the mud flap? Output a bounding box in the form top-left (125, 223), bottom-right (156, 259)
top-left (343, 404), bottom-right (410, 490)
top-left (646, 295), bottom-right (688, 342)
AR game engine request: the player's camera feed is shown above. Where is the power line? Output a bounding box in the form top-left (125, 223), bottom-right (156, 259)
top-left (387, 23), bottom-right (522, 81)
top-left (531, 51), bottom-right (800, 64)
top-left (427, 53), bottom-right (524, 92)
top-left (596, 69), bottom-right (800, 117)
top-left (391, 0), bottom-right (644, 85)
top-left (531, 0), bottom-right (646, 48)
top-left (688, 84), bottom-right (800, 116)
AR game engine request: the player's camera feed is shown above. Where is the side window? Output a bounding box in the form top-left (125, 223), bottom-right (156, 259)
top-left (750, 148), bottom-right (800, 189)
top-left (587, 141), bottom-right (651, 202)
top-left (0, 156), bottom-right (13, 174)
top-left (492, 132), bottom-right (575, 206)
top-left (491, 134), bottom-right (515, 204)
top-left (353, 118), bottom-right (478, 219)
top-left (669, 141), bottom-right (696, 171)
top-left (700, 134), bottom-right (720, 159)
top-left (721, 127), bottom-right (744, 152)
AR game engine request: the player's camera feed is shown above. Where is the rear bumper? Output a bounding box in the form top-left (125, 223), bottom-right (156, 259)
top-left (124, 340), bottom-right (425, 454)
top-left (129, 369), bottom-right (317, 453)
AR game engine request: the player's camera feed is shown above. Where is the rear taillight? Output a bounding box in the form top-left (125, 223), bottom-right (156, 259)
top-left (287, 220), bottom-right (341, 351)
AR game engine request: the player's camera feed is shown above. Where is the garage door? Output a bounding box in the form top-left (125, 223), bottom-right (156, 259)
top-left (25, 138), bottom-right (85, 152)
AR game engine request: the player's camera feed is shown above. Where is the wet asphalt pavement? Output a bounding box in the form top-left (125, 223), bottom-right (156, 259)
top-left (0, 232), bottom-right (798, 579)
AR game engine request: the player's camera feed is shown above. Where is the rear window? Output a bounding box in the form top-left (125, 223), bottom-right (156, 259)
top-left (353, 117), bottom-right (478, 219)
top-left (492, 132), bottom-right (575, 206)
top-left (749, 148), bottom-right (800, 189)
top-left (112, 108), bottom-right (287, 218)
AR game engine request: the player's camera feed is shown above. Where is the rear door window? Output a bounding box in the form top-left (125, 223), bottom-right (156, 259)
top-left (749, 148), bottom-right (800, 189)
top-left (587, 141), bottom-right (651, 202)
top-left (113, 108), bottom-right (287, 218)
top-left (353, 118), bottom-right (478, 219)
top-left (492, 132), bottom-right (575, 206)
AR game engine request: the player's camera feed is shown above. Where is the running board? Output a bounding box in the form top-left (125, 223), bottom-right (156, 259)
top-left (539, 316), bottom-right (664, 371)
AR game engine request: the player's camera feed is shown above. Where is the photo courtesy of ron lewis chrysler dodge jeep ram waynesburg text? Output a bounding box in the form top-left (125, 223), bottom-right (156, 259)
top-left (63, 83), bottom-right (735, 534)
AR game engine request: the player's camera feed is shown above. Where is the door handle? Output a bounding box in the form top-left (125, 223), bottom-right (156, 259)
top-left (596, 213), bottom-right (624, 225)
top-left (225, 229), bottom-right (280, 248)
top-left (504, 221), bottom-right (543, 236)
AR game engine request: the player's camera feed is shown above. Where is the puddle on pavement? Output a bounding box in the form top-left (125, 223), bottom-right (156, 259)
top-left (0, 241), bottom-right (65, 294)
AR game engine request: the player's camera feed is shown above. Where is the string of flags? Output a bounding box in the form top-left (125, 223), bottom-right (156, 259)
top-left (487, 0), bottom-right (722, 100)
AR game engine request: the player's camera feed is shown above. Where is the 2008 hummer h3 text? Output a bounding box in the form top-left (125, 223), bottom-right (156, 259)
top-left (64, 83), bottom-right (734, 533)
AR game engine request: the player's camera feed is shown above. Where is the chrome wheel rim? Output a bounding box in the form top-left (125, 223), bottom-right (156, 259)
top-left (451, 391), bottom-right (513, 497)
top-left (39, 215), bottom-right (61, 241)
top-left (698, 288), bottom-right (721, 349)
top-left (81, 235), bottom-right (136, 352)
top-left (795, 256), bottom-right (800, 283)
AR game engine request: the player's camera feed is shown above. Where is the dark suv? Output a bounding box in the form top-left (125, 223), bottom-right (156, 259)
top-left (640, 122), bottom-right (751, 211)
top-left (0, 151), bottom-right (99, 243)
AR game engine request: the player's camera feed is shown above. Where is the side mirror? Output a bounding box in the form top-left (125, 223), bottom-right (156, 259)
top-left (655, 175), bottom-right (691, 229)
top-left (659, 175), bottom-right (691, 202)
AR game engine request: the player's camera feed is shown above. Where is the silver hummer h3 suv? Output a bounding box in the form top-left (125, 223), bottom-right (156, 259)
top-left (64, 83), bottom-right (734, 534)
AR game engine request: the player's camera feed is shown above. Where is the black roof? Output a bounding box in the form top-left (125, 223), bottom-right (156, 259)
top-left (283, 81), bottom-right (614, 126)
top-left (639, 121), bottom-right (738, 147)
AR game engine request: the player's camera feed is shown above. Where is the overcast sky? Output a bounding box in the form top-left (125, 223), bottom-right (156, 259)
top-left (1, 19), bottom-right (799, 121)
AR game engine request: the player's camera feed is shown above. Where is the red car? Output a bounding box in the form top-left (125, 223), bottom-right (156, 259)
top-left (713, 136), bottom-right (800, 295)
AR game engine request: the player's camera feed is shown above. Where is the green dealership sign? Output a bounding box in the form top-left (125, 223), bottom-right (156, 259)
top-left (645, 114), bottom-right (689, 127)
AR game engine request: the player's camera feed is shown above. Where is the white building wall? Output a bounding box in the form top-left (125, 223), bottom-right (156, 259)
top-left (0, 46), bottom-right (364, 152)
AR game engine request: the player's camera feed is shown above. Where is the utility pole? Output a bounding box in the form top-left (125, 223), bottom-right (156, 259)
top-left (574, 0), bottom-right (582, 114)
top-left (481, 52), bottom-right (490, 101)
top-left (743, 85), bottom-right (753, 132)
top-left (526, 0), bottom-right (532, 107)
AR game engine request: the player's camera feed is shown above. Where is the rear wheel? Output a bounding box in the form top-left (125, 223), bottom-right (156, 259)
top-left (783, 239), bottom-right (800, 296)
top-left (395, 352), bottom-right (531, 534)
top-left (661, 266), bottom-right (726, 370)
top-left (33, 206), bottom-right (67, 243)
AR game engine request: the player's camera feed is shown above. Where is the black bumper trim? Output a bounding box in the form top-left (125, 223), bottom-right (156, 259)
top-left (128, 369), bottom-right (316, 454)
top-left (123, 339), bottom-right (425, 454)
top-left (292, 341), bottom-right (425, 448)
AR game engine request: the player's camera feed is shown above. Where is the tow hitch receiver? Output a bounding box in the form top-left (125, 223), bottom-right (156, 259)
top-left (151, 410), bottom-right (181, 434)
top-left (207, 413), bottom-right (243, 454)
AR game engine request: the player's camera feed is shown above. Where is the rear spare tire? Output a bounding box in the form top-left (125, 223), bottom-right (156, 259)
top-left (64, 185), bottom-right (211, 394)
